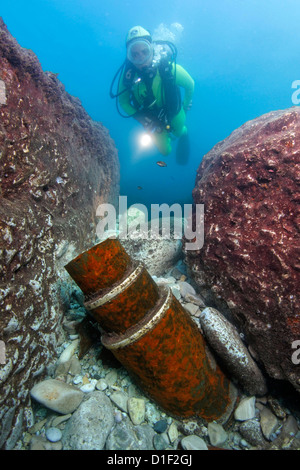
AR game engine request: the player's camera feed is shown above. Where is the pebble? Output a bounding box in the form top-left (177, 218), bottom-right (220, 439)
top-left (259, 406), bottom-right (279, 440)
top-left (207, 422), bottom-right (228, 447)
top-left (80, 379), bottom-right (97, 393)
top-left (168, 422), bottom-right (179, 443)
top-left (239, 419), bottom-right (267, 447)
top-left (30, 378), bottom-right (84, 414)
top-left (171, 285), bottom-right (181, 299)
top-left (57, 339), bottom-right (79, 364)
top-left (45, 427), bottom-right (62, 443)
top-left (184, 302), bottom-right (200, 316)
top-left (153, 419), bottom-right (168, 433)
top-left (181, 435), bottom-right (208, 450)
top-left (199, 307), bottom-right (267, 396)
top-left (68, 356), bottom-right (81, 376)
top-left (127, 397), bottom-right (145, 425)
top-left (96, 378), bottom-right (108, 391)
top-left (51, 414), bottom-right (72, 427)
top-left (110, 391), bottom-right (129, 413)
top-left (105, 370), bottom-right (118, 386)
top-left (114, 411), bottom-right (123, 423)
top-left (184, 293), bottom-right (206, 307)
top-left (234, 396), bottom-right (256, 421)
top-left (62, 392), bottom-right (114, 450)
top-left (179, 281), bottom-right (196, 298)
top-left (73, 375), bottom-right (83, 385)
top-left (153, 433), bottom-right (169, 450)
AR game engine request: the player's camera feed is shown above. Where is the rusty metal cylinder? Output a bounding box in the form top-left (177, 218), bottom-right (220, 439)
top-left (102, 286), bottom-right (233, 421)
top-left (65, 239), bottom-right (160, 333)
top-left (65, 238), bottom-right (235, 422)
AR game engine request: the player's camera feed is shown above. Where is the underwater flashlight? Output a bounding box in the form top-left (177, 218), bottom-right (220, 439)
top-left (140, 132), bottom-right (152, 147)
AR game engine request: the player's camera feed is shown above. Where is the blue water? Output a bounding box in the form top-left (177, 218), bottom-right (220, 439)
top-left (2, 0), bottom-right (300, 210)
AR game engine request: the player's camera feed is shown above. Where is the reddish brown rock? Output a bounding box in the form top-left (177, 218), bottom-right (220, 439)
top-left (184, 107), bottom-right (300, 392)
top-left (0, 18), bottom-right (119, 448)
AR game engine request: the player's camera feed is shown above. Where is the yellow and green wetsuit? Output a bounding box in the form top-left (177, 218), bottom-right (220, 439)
top-left (118, 62), bottom-right (194, 156)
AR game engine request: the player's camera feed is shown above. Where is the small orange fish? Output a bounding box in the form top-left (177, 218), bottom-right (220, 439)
top-left (156, 161), bottom-right (167, 167)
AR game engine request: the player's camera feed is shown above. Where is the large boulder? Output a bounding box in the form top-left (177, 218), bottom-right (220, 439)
top-left (183, 107), bottom-right (300, 392)
top-left (0, 18), bottom-right (119, 448)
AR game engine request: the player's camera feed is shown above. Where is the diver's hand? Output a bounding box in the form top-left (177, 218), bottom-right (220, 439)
top-left (134, 112), bottom-right (155, 130)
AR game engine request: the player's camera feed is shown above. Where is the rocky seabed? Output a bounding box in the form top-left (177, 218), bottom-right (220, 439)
top-left (14, 259), bottom-right (300, 451)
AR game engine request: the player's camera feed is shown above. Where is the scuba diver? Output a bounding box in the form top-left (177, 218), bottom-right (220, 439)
top-left (110, 26), bottom-right (194, 162)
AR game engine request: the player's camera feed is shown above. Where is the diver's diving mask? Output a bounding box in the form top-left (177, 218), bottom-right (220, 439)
top-left (127, 39), bottom-right (153, 66)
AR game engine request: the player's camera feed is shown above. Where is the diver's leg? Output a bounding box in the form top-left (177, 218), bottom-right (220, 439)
top-left (171, 108), bottom-right (187, 138)
top-left (172, 108), bottom-right (190, 164)
top-left (152, 130), bottom-right (172, 156)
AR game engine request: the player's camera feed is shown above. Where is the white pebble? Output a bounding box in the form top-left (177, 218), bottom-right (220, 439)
top-left (80, 380), bottom-right (97, 393)
top-left (46, 427), bottom-right (62, 443)
top-left (73, 375), bottom-right (83, 385)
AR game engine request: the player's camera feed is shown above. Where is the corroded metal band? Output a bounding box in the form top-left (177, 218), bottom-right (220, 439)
top-left (102, 287), bottom-right (172, 350)
top-left (84, 262), bottom-right (144, 311)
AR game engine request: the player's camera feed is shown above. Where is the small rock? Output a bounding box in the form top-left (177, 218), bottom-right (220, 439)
top-left (207, 422), bottom-right (228, 447)
top-left (153, 433), bottom-right (169, 450)
top-left (73, 375), bottom-right (83, 385)
top-left (127, 397), bottom-right (145, 425)
top-left (171, 285), bottom-right (181, 300)
top-left (80, 379), bottom-right (97, 393)
top-left (184, 293), bottom-right (206, 307)
top-left (184, 302), bottom-right (200, 316)
top-left (179, 281), bottom-right (196, 299)
top-left (181, 435), bottom-right (208, 450)
top-left (269, 415), bottom-right (299, 449)
top-left (51, 414), bottom-right (72, 427)
top-left (106, 418), bottom-right (155, 450)
top-left (199, 307), bottom-right (267, 396)
top-left (267, 397), bottom-right (287, 419)
top-left (105, 370), bottom-right (118, 386)
top-left (46, 427), bottom-right (62, 443)
top-left (234, 396), bottom-right (256, 421)
top-left (30, 435), bottom-right (48, 451)
top-left (57, 339), bottom-right (79, 364)
top-left (114, 411), bottom-right (123, 423)
top-left (110, 391), bottom-right (128, 412)
top-left (62, 392), bottom-right (114, 450)
top-left (239, 419), bottom-right (267, 447)
top-left (30, 378), bottom-right (84, 414)
top-left (68, 356), bottom-right (81, 376)
top-left (260, 406), bottom-right (279, 440)
top-left (29, 418), bottom-right (47, 434)
top-left (96, 379), bottom-right (108, 391)
top-left (168, 422), bottom-right (179, 443)
top-left (154, 419), bottom-right (168, 434)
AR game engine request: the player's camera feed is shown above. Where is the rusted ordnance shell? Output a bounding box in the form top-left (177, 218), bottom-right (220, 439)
top-left (102, 286), bottom-right (233, 421)
top-left (65, 238), bottom-right (235, 422)
top-left (84, 261), bottom-right (159, 333)
top-left (65, 238), bottom-right (131, 296)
